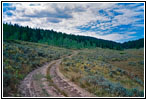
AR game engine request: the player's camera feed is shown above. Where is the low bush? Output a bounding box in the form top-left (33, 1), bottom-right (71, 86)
top-left (128, 62), bottom-right (136, 66)
top-left (60, 47), bottom-right (144, 97)
top-left (3, 40), bottom-right (72, 96)
top-left (138, 61), bottom-right (144, 65)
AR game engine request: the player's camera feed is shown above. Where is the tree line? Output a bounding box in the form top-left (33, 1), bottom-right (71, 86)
top-left (3, 23), bottom-right (144, 50)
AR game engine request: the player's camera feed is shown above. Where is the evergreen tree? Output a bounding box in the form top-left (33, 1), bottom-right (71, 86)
top-left (3, 23), bottom-right (144, 50)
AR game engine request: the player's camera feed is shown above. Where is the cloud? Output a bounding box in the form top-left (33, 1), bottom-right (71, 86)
top-left (46, 18), bottom-right (61, 23)
top-left (3, 2), bottom-right (144, 42)
top-left (29, 3), bottom-right (41, 6)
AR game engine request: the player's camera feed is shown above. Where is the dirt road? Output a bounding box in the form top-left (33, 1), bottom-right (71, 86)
top-left (19, 51), bottom-right (95, 97)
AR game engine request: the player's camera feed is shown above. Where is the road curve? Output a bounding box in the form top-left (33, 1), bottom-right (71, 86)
top-left (19, 60), bottom-right (64, 97)
top-left (19, 51), bottom-right (95, 97)
top-left (49, 52), bottom-right (95, 97)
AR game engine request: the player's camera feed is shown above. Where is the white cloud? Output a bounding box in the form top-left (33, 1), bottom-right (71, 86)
top-left (114, 9), bottom-right (143, 23)
top-left (126, 32), bottom-right (136, 35)
top-left (3, 2), bottom-right (144, 42)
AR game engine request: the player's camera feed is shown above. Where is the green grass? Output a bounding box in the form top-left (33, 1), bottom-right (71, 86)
top-left (42, 88), bottom-right (50, 96)
top-left (3, 40), bottom-right (72, 97)
top-left (33, 73), bottom-right (45, 81)
top-left (60, 48), bottom-right (144, 97)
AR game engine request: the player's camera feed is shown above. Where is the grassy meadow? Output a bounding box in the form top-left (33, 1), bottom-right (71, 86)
top-left (60, 48), bottom-right (144, 97)
top-left (3, 40), bottom-right (144, 97)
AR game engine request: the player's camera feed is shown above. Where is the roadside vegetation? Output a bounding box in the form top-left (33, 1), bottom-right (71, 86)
top-left (60, 48), bottom-right (144, 97)
top-left (3, 40), bottom-right (72, 96)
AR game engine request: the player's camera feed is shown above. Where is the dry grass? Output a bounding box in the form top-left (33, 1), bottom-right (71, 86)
top-left (60, 48), bottom-right (144, 97)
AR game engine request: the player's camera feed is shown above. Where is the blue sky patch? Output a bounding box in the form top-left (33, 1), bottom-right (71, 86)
top-left (2, 2), bottom-right (144, 43)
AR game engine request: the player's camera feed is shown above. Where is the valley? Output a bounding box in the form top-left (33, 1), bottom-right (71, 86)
top-left (3, 40), bottom-right (144, 97)
top-left (3, 24), bottom-right (144, 97)
top-left (2, 2), bottom-right (145, 98)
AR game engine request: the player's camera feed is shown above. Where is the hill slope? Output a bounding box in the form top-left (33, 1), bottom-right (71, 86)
top-left (3, 23), bottom-right (144, 50)
top-left (122, 38), bottom-right (144, 49)
top-left (3, 40), bottom-right (144, 97)
top-left (60, 48), bottom-right (144, 97)
top-left (3, 40), bottom-right (71, 96)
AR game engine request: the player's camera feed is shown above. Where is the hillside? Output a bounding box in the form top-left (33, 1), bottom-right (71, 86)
top-left (60, 48), bottom-right (144, 97)
top-left (122, 38), bottom-right (144, 49)
top-left (3, 23), bottom-right (144, 50)
top-left (3, 40), bottom-right (72, 96)
top-left (3, 40), bottom-right (144, 97)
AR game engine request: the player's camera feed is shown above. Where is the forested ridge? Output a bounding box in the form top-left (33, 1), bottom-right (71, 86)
top-left (3, 23), bottom-right (144, 50)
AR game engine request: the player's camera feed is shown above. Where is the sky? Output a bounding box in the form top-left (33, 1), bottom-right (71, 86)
top-left (3, 2), bottom-right (144, 43)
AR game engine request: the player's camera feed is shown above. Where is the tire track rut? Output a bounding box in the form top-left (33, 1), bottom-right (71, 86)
top-left (19, 51), bottom-right (95, 97)
top-left (19, 61), bottom-right (64, 97)
top-left (49, 52), bottom-right (95, 97)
